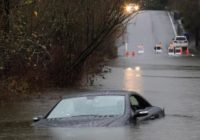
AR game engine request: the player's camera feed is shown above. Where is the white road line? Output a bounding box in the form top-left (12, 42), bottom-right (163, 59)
top-left (168, 12), bottom-right (177, 36)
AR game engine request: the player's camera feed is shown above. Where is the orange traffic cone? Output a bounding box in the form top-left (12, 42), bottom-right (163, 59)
top-left (186, 47), bottom-right (189, 55)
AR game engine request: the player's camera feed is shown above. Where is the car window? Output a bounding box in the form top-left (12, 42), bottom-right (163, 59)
top-left (130, 96), bottom-right (140, 111)
top-left (176, 37), bottom-right (186, 41)
top-left (47, 95), bottom-right (125, 119)
top-left (130, 95), bottom-right (151, 110)
top-left (130, 96), bottom-right (139, 106)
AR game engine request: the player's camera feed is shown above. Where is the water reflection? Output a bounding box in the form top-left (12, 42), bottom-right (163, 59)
top-left (123, 67), bottom-right (143, 92)
top-left (135, 66), bottom-right (141, 71)
top-left (48, 127), bottom-right (139, 140)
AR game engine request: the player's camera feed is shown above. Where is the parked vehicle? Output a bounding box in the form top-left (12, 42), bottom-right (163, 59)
top-left (169, 37), bottom-right (190, 56)
top-left (33, 90), bottom-right (165, 127)
top-left (173, 36), bottom-right (188, 47)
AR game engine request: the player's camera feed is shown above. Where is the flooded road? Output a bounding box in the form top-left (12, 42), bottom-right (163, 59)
top-left (1, 11), bottom-right (200, 140)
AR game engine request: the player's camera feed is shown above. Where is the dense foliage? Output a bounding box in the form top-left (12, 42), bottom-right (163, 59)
top-left (0, 0), bottom-right (132, 98)
top-left (138, 0), bottom-right (168, 10)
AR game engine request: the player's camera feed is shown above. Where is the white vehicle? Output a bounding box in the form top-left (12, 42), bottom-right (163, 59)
top-left (154, 44), bottom-right (163, 53)
top-left (173, 36), bottom-right (188, 47)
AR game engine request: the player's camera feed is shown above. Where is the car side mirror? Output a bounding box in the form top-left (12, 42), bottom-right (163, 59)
top-left (32, 116), bottom-right (43, 122)
top-left (134, 110), bottom-right (148, 118)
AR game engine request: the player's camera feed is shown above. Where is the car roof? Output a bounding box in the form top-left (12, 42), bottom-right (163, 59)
top-left (175, 35), bottom-right (186, 37)
top-left (62, 90), bottom-right (139, 99)
top-left (175, 36), bottom-right (186, 39)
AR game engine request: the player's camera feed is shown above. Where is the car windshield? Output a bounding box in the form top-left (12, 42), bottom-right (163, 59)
top-left (47, 95), bottom-right (125, 119)
top-left (176, 37), bottom-right (186, 41)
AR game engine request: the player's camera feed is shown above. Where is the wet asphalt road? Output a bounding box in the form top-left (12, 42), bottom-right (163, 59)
top-left (1, 10), bottom-right (200, 140)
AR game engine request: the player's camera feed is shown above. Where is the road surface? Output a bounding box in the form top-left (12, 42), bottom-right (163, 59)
top-left (1, 10), bottom-right (200, 140)
top-left (92, 10), bottom-right (200, 140)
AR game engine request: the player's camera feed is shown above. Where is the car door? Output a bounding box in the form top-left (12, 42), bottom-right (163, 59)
top-left (129, 94), bottom-right (162, 121)
top-left (129, 95), bottom-right (151, 111)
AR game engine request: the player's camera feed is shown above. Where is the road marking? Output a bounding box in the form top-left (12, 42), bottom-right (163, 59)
top-left (168, 12), bottom-right (177, 36)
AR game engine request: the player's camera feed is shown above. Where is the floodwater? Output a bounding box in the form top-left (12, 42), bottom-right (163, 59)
top-left (1, 11), bottom-right (200, 140)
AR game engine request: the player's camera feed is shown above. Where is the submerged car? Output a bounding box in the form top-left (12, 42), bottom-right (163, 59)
top-left (33, 90), bottom-right (165, 127)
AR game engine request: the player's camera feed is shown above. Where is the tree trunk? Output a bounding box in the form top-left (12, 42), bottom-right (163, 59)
top-left (3, 0), bottom-right (10, 32)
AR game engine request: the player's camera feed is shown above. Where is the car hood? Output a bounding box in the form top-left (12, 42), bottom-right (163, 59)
top-left (33, 115), bottom-right (128, 127)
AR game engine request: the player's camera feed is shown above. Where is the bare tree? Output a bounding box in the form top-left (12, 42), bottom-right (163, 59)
top-left (0, 0), bottom-right (134, 92)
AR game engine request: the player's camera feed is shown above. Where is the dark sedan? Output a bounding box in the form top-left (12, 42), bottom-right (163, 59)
top-left (33, 90), bottom-right (165, 127)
